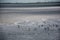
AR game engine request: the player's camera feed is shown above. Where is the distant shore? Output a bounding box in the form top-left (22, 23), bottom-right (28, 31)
top-left (0, 2), bottom-right (60, 7)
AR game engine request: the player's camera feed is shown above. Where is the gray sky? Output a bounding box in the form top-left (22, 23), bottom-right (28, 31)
top-left (0, 0), bottom-right (60, 3)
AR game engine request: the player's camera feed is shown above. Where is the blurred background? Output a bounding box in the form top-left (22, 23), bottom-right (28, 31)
top-left (0, 0), bottom-right (60, 7)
